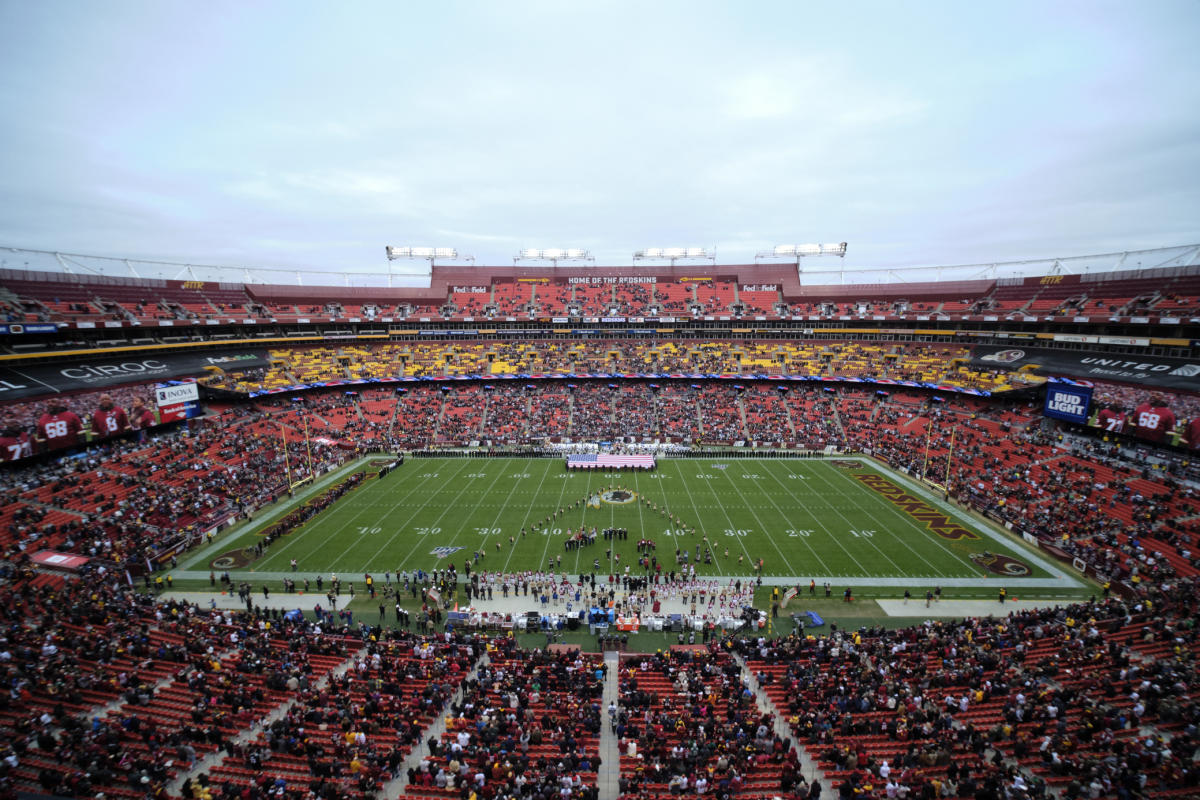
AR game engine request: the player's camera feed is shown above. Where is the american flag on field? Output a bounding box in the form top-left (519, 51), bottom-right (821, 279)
top-left (566, 454), bottom-right (657, 469)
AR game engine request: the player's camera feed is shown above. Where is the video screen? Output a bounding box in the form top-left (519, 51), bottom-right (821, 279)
top-left (1086, 380), bottom-right (1200, 449)
top-left (0, 380), bottom-right (176, 463)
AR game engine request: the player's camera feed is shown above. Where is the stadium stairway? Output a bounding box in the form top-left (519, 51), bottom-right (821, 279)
top-left (434, 393), bottom-right (448, 437)
top-left (828, 398), bottom-right (847, 441)
top-left (379, 649), bottom-right (487, 800)
top-left (735, 395), bottom-right (750, 440)
top-left (478, 397), bottom-right (490, 437)
top-left (781, 398), bottom-right (798, 438)
top-left (599, 651), bottom-right (620, 800)
top-left (385, 395), bottom-right (402, 436)
top-left (731, 651), bottom-right (825, 788)
top-left (168, 642), bottom-right (371, 796)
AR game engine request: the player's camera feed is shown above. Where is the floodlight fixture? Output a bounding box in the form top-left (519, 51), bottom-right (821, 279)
top-left (384, 245), bottom-right (471, 286)
top-left (513, 248), bottom-right (593, 266)
top-left (633, 246), bottom-right (714, 266)
top-left (385, 245), bottom-right (467, 264)
top-left (757, 241), bottom-right (847, 264)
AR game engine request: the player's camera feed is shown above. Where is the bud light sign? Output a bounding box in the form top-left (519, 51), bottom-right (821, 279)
top-left (1044, 385), bottom-right (1093, 424)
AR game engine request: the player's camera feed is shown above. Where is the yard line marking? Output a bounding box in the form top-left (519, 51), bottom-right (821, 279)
top-left (260, 460), bottom-right (453, 570)
top-left (796, 462), bottom-right (915, 577)
top-left (394, 456), bottom-right (519, 574)
top-left (808, 461), bottom-right (957, 578)
top-left (383, 458), bottom-right (507, 573)
top-left (345, 456), bottom-right (480, 573)
top-left (714, 460), bottom-right (798, 575)
top-left (677, 467), bottom-right (757, 572)
top-left (822, 461), bottom-right (981, 576)
top-left (498, 459), bottom-right (558, 574)
top-left (758, 460), bottom-right (871, 577)
top-left (538, 459), bottom-right (579, 574)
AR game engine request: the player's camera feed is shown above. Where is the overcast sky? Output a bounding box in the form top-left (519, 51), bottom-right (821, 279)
top-left (1, 1), bottom-right (1198, 285)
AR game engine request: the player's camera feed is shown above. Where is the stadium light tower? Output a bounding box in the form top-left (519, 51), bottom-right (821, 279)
top-left (513, 248), bottom-right (594, 266)
top-left (757, 242), bottom-right (848, 281)
top-left (633, 247), bottom-right (715, 266)
top-left (385, 246), bottom-right (473, 288)
top-left (757, 242), bottom-right (848, 263)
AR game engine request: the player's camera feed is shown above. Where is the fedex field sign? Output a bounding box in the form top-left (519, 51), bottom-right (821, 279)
top-left (1044, 385), bottom-right (1092, 424)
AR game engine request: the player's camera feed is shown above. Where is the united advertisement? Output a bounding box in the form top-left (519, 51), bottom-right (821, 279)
top-left (971, 345), bottom-right (1200, 391)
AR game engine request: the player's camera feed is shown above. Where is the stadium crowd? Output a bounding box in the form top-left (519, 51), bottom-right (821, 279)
top-left (1, 335), bottom-right (1200, 800)
top-left (4, 371), bottom-right (1199, 590)
top-left (1, 497), bottom-right (1198, 800)
top-left (738, 576), bottom-right (1200, 800)
top-left (6, 267), bottom-right (1200, 324)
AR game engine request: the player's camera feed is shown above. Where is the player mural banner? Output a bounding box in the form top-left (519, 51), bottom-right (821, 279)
top-left (971, 345), bottom-right (1200, 391)
top-left (1, 379), bottom-right (194, 463)
top-left (1043, 382), bottom-right (1093, 425)
top-left (0, 349), bottom-right (271, 401)
top-left (1085, 379), bottom-right (1200, 449)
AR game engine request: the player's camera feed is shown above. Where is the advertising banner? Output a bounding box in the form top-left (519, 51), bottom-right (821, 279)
top-left (1043, 382), bottom-right (1093, 424)
top-left (156, 381), bottom-right (202, 423)
top-left (0, 349), bottom-right (270, 401)
top-left (1086, 379), bottom-right (1200, 448)
top-left (971, 345), bottom-right (1200, 391)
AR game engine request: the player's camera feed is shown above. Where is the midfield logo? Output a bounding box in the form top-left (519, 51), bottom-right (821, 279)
top-left (430, 546), bottom-right (464, 558)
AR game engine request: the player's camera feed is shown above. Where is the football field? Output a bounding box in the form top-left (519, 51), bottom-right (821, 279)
top-left (196, 456), bottom-right (1087, 598)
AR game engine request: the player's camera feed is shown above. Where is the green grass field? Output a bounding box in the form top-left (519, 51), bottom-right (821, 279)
top-left (186, 456), bottom-right (1087, 601)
